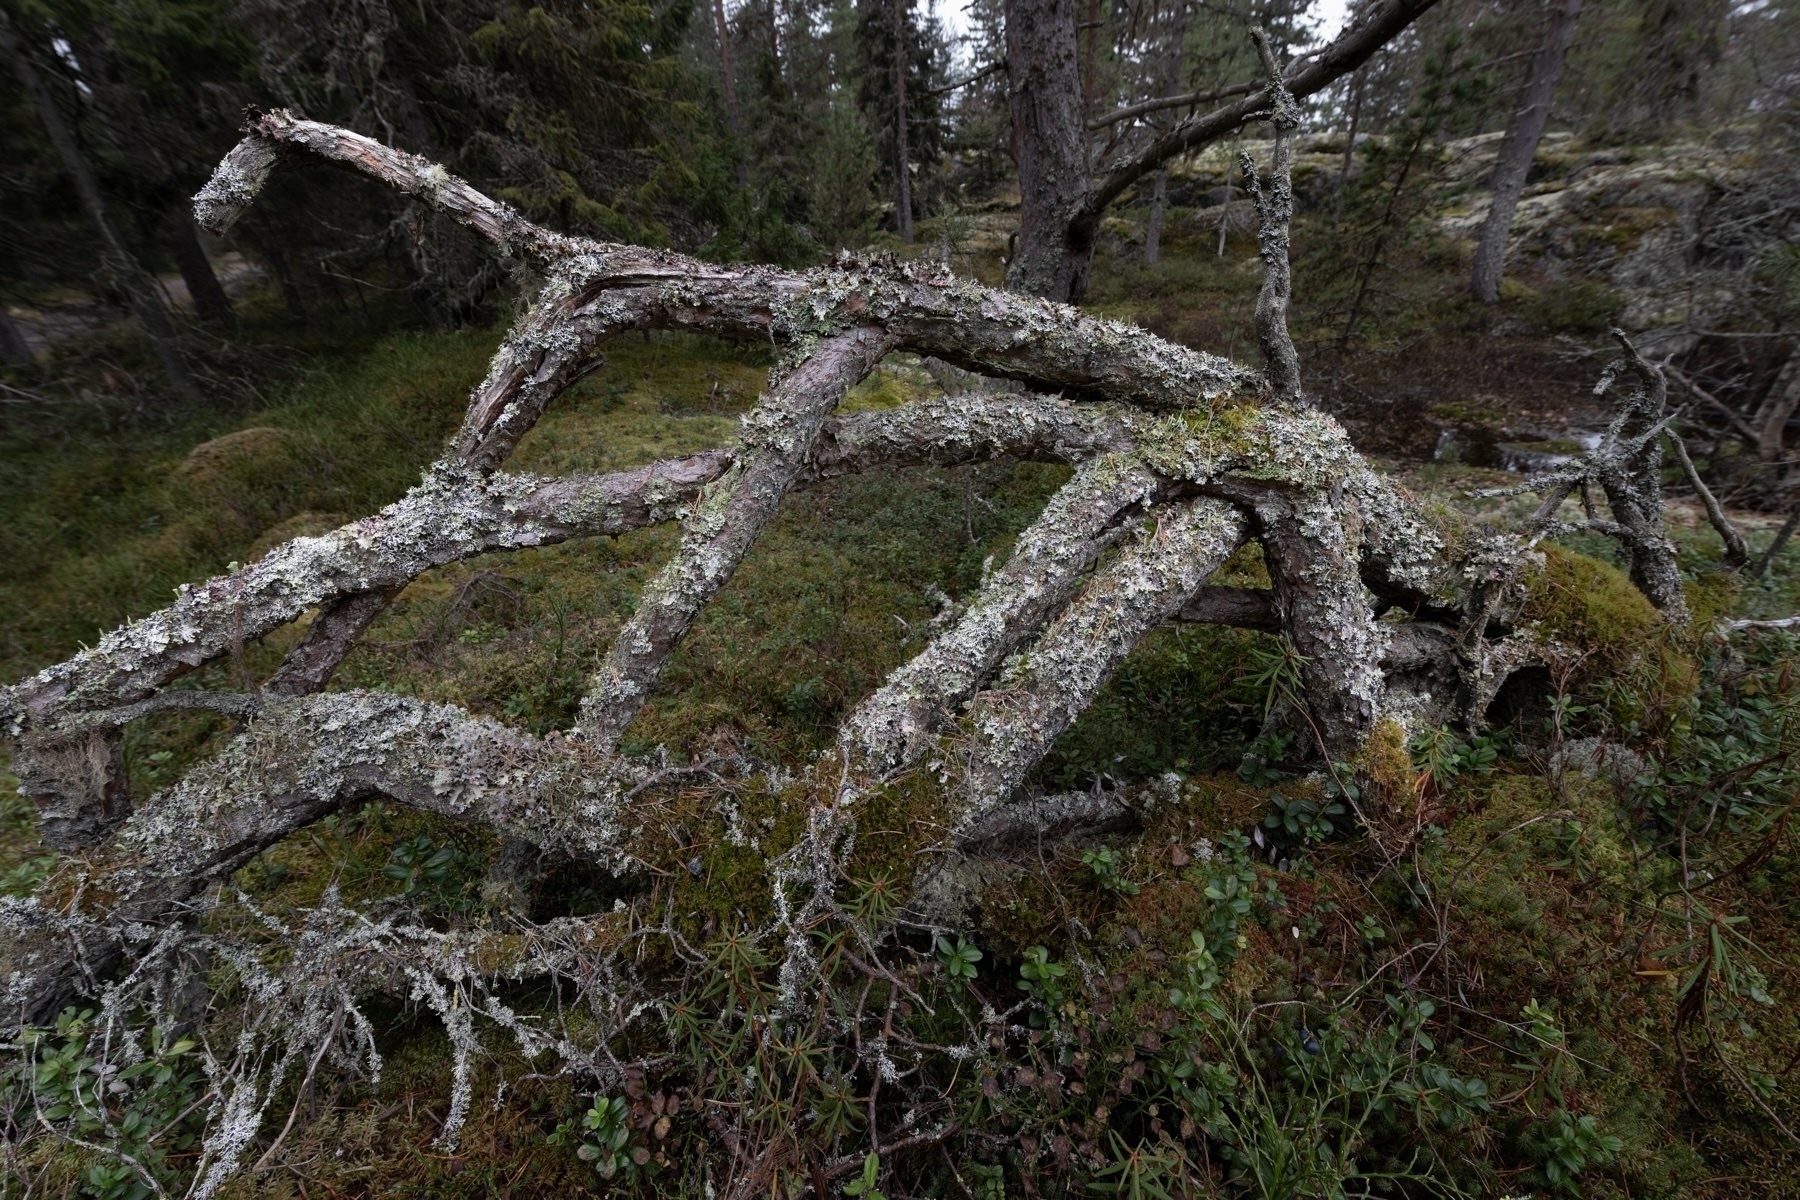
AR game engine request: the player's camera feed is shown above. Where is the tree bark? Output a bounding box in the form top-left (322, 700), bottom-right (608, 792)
top-left (0, 304), bottom-right (34, 367)
top-left (0, 11), bottom-right (197, 399)
top-left (1002, 0), bottom-right (1445, 303)
top-left (1144, 169), bottom-right (1166, 264)
top-left (712, 0), bottom-right (747, 189)
top-left (1751, 352), bottom-right (1800, 462)
top-left (1240, 32), bottom-right (1304, 406)
top-left (1004, 0), bottom-right (1090, 299)
top-left (165, 214), bottom-right (235, 328)
top-left (892, 0), bottom-right (915, 242)
top-left (1471, 0), bottom-right (1583, 304)
top-left (578, 326), bottom-right (900, 751)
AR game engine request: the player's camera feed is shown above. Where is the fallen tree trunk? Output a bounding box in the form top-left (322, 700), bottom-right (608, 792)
top-left (0, 107), bottom-right (1685, 1065)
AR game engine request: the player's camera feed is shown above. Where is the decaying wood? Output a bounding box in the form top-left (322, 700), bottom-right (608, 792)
top-left (0, 110), bottom-right (1720, 1099)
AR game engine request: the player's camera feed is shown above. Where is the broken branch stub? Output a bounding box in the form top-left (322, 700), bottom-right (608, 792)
top-left (0, 113), bottom-right (1591, 1043)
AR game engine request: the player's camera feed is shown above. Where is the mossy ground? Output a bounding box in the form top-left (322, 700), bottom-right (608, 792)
top-left (2, 232), bottom-right (1799, 1197)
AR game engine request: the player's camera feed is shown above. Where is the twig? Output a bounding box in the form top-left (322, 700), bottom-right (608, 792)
top-left (1725, 615), bottom-right (1800, 632)
top-left (1752, 505), bottom-right (1800, 578)
top-left (1664, 362), bottom-right (1760, 445)
top-left (1666, 429), bottom-right (1748, 567)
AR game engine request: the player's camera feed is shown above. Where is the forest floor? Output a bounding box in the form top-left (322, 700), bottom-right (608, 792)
top-left (2, 144), bottom-right (1799, 1198)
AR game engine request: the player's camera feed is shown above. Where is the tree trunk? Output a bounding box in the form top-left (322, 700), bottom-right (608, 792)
top-left (1471, 0), bottom-right (1583, 304)
top-left (1337, 66), bottom-right (1365, 219)
top-left (892, 0), bottom-right (915, 243)
top-left (165, 215), bottom-right (235, 328)
top-left (1080, 0), bottom-right (1100, 130)
top-left (0, 304), bottom-right (34, 367)
top-left (0, 13), bottom-right (196, 399)
top-left (1003, 0), bottom-right (1446, 305)
top-left (1004, 0), bottom-right (1089, 299)
top-left (1752, 352), bottom-right (1800, 462)
top-left (712, 0), bottom-right (747, 189)
top-left (1144, 169), bottom-right (1166, 264)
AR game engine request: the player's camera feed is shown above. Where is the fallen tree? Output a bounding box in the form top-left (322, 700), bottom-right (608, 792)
top-left (0, 80), bottom-right (1738, 1194)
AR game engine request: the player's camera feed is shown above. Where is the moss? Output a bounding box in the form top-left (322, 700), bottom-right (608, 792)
top-left (845, 766), bottom-right (955, 884)
top-left (1522, 543), bottom-right (1665, 669)
top-left (1359, 717), bottom-right (1417, 796)
top-left (1032, 625), bottom-right (1269, 788)
top-left (632, 773), bottom-right (816, 934)
top-left (1518, 280), bottom-right (1624, 334)
top-left (1683, 570), bottom-right (1740, 628)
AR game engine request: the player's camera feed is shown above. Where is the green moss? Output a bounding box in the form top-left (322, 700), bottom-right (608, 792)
top-left (1683, 570), bottom-right (1740, 627)
top-left (1358, 716), bottom-right (1417, 797)
top-left (1033, 625), bottom-right (1270, 788)
top-left (1518, 280), bottom-right (1624, 334)
top-left (1522, 543), bottom-right (1665, 668)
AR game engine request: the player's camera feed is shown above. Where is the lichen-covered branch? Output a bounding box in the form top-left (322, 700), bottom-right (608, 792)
top-left (954, 496), bottom-right (1249, 819)
top-left (842, 453), bottom-right (1177, 773)
top-left (193, 109), bottom-right (584, 266)
top-left (196, 115), bottom-right (1257, 413)
top-left (578, 327), bottom-right (899, 750)
top-left (0, 112), bottom-right (1671, 1080)
top-left (1210, 475), bottom-right (1389, 757)
top-left (5, 458), bottom-right (724, 730)
top-left (2, 691), bottom-right (622, 1024)
top-left (1480, 329), bottom-right (1687, 619)
top-left (808, 392), bottom-right (1138, 477)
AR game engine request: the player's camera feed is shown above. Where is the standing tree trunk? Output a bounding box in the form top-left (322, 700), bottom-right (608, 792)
top-left (60, 28), bottom-right (236, 332)
top-left (165, 215), bottom-right (235, 328)
top-left (712, 0), bottom-right (747, 187)
top-left (1080, 0), bottom-right (1100, 129)
top-left (0, 305), bottom-right (34, 367)
top-left (0, 12), bottom-right (196, 399)
top-left (1004, 0), bottom-right (1089, 298)
top-left (1001, 0), bottom-right (1444, 304)
top-left (1145, 168), bottom-right (1166, 264)
top-left (1471, 0), bottom-right (1583, 303)
top-left (1752, 352), bottom-right (1800, 462)
top-left (891, 0), bottom-right (915, 243)
top-left (1337, 65), bottom-right (1365, 219)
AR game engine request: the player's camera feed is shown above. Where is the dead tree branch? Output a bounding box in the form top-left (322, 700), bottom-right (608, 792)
top-left (1239, 28), bottom-right (1305, 407)
top-left (0, 115), bottom-right (1694, 1125)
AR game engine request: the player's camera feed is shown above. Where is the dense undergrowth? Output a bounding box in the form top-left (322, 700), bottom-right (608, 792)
top-left (3, 222), bottom-right (1800, 1199)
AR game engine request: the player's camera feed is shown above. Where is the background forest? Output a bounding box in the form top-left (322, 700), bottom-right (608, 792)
top-left (2, 0), bottom-right (1800, 1196)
